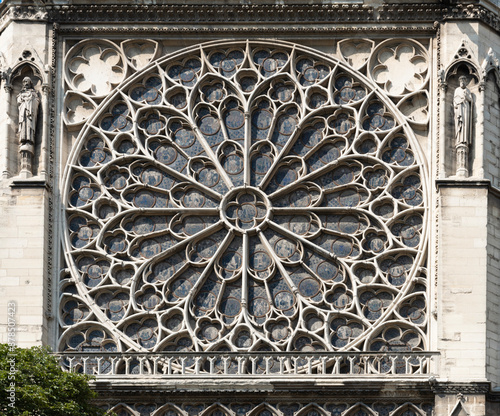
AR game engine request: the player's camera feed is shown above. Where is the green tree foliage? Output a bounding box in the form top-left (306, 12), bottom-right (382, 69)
top-left (0, 344), bottom-right (107, 416)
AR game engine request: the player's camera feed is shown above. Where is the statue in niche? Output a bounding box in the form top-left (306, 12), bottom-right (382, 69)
top-left (453, 75), bottom-right (473, 177)
top-left (17, 76), bottom-right (39, 177)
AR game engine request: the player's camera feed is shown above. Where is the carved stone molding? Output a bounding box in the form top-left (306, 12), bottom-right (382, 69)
top-left (0, 5), bottom-right (47, 31)
top-left (44, 22), bottom-right (57, 325)
top-left (378, 4), bottom-right (443, 22)
top-left (430, 381), bottom-right (491, 395)
top-left (443, 4), bottom-right (500, 35)
top-left (89, 399), bottom-right (434, 416)
top-left (1, 4), bottom-right (374, 25)
top-left (55, 26), bottom-right (437, 35)
top-left (0, 3), bottom-right (495, 27)
top-left (90, 379), bottom-right (436, 401)
top-left (53, 4), bottom-right (377, 24)
top-left (0, 3), bottom-right (499, 37)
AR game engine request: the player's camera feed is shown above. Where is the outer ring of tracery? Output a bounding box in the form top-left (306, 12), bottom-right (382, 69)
top-left (60, 39), bottom-right (429, 355)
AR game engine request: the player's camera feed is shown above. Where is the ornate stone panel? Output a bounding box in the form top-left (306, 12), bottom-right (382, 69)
top-left (59, 40), bottom-right (429, 360)
top-left (97, 401), bottom-right (434, 416)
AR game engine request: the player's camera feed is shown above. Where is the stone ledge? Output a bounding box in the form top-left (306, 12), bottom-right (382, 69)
top-left (10, 177), bottom-right (48, 189)
top-left (436, 178), bottom-right (500, 200)
top-left (91, 378), bottom-right (437, 400)
top-left (2, 2), bottom-right (500, 34)
top-left (430, 381), bottom-right (492, 395)
top-left (436, 178), bottom-right (491, 189)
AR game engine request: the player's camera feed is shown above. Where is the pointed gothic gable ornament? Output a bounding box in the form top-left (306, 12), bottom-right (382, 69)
top-left (481, 47), bottom-right (499, 76)
top-left (450, 395), bottom-right (470, 416)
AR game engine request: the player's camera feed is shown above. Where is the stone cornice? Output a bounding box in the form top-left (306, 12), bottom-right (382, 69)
top-left (429, 381), bottom-right (491, 395)
top-left (436, 178), bottom-right (491, 189)
top-left (91, 378), bottom-right (437, 400)
top-left (442, 3), bottom-right (500, 32)
top-left (1, 4), bottom-right (377, 27)
top-left (10, 178), bottom-right (48, 189)
top-left (54, 25), bottom-right (438, 36)
top-left (1, 3), bottom-right (500, 34)
top-left (435, 178), bottom-right (500, 200)
top-left (0, 4), bottom-right (467, 25)
top-left (47, 4), bottom-right (376, 24)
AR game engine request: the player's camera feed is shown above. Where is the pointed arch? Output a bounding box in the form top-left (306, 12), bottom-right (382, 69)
top-left (344, 403), bottom-right (377, 416)
top-left (247, 403), bottom-right (280, 416)
top-left (295, 403), bottom-right (330, 416)
top-left (200, 403), bottom-right (233, 416)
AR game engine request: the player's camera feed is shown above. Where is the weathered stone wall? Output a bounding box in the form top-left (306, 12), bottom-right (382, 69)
top-left (437, 17), bottom-right (500, 394)
top-left (483, 75), bottom-right (500, 187)
top-left (481, 43), bottom-right (500, 392)
top-left (0, 19), bottom-right (52, 347)
top-left (0, 184), bottom-right (48, 347)
top-left (437, 184), bottom-right (489, 381)
top-left (487, 192), bottom-right (500, 388)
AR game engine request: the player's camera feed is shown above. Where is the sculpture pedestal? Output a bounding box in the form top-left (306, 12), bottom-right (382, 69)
top-left (19, 150), bottom-right (33, 179)
top-left (456, 144), bottom-right (469, 178)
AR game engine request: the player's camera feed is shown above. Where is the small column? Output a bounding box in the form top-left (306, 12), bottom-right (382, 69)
top-left (455, 143), bottom-right (469, 177)
top-left (1, 82), bottom-right (13, 179)
top-left (437, 70), bottom-right (447, 178)
top-left (39, 83), bottom-right (50, 179)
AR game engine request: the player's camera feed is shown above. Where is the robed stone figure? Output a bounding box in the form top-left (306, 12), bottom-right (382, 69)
top-left (453, 75), bottom-right (473, 177)
top-left (17, 76), bottom-right (39, 177)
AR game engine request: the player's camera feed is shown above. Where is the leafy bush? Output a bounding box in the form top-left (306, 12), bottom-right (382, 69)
top-left (0, 344), bottom-right (107, 416)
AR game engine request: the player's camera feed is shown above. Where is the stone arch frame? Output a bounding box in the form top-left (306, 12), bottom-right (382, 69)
top-left (153, 403), bottom-right (185, 416)
top-left (479, 54), bottom-right (500, 187)
top-left (294, 403), bottom-right (329, 416)
top-left (391, 402), bottom-right (427, 416)
top-left (481, 49), bottom-right (500, 90)
top-left (343, 403), bottom-right (377, 416)
top-left (58, 38), bottom-right (430, 360)
top-left (2, 60), bottom-right (45, 178)
top-left (246, 403), bottom-right (280, 416)
top-left (200, 403), bottom-right (233, 416)
top-left (9, 61), bottom-right (44, 86)
top-left (482, 65), bottom-right (500, 91)
top-left (109, 403), bottom-right (136, 416)
top-left (93, 401), bottom-right (436, 416)
top-left (443, 59), bottom-right (480, 178)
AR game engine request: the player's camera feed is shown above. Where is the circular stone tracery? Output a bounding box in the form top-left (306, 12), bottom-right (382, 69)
top-left (221, 187), bottom-right (270, 232)
top-left (61, 40), bottom-right (428, 358)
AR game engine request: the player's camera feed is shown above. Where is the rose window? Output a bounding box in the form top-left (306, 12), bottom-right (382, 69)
top-left (60, 40), bottom-right (428, 356)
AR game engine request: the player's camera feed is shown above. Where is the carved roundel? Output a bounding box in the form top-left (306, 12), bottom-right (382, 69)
top-left (60, 40), bottom-right (428, 355)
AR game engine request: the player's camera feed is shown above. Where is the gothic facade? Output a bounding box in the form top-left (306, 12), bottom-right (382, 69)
top-left (1, 1), bottom-right (500, 415)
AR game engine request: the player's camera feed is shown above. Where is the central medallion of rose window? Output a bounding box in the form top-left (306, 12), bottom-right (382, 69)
top-left (222, 187), bottom-right (270, 232)
top-left (61, 40), bottom-right (428, 357)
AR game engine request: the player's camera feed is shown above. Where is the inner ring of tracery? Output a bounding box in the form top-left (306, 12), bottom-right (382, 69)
top-left (60, 39), bottom-right (428, 358)
top-left (221, 187), bottom-right (270, 232)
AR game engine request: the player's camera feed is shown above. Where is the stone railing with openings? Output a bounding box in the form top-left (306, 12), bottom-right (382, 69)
top-left (55, 351), bottom-right (439, 378)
